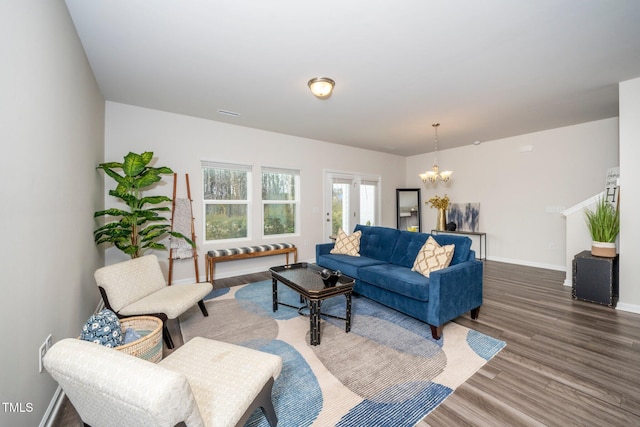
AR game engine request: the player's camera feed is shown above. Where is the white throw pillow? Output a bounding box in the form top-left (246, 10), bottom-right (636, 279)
top-left (330, 229), bottom-right (362, 256)
top-left (412, 236), bottom-right (455, 277)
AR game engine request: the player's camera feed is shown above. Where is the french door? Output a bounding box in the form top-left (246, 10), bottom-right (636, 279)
top-left (324, 172), bottom-right (380, 240)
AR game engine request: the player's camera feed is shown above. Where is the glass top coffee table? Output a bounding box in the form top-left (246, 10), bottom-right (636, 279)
top-left (270, 262), bottom-right (355, 346)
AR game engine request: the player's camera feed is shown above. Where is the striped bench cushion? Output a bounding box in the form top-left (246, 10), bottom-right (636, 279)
top-left (207, 243), bottom-right (295, 258)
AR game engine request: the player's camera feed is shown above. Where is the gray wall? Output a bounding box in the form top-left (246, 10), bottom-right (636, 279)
top-left (0, 1), bottom-right (105, 425)
top-left (103, 101), bottom-right (407, 279)
top-left (407, 118), bottom-right (619, 270)
top-left (619, 77), bottom-right (640, 310)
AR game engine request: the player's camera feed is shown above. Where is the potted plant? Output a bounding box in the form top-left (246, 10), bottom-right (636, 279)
top-left (584, 197), bottom-right (619, 258)
top-left (94, 151), bottom-right (193, 258)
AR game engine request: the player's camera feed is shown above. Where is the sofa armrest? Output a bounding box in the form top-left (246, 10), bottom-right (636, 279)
top-left (316, 242), bottom-right (335, 259)
top-left (426, 260), bottom-right (483, 327)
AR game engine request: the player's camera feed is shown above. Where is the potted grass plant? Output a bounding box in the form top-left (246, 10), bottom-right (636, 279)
top-left (584, 197), bottom-right (619, 258)
top-left (94, 151), bottom-right (194, 258)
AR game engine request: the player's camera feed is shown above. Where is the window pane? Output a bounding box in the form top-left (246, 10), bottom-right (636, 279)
top-left (264, 204), bottom-right (296, 235)
top-left (262, 172), bottom-right (295, 200)
top-left (203, 168), bottom-right (247, 201)
top-left (205, 204), bottom-right (248, 240)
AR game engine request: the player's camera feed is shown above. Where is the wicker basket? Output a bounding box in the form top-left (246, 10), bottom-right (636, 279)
top-left (116, 316), bottom-right (163, 363)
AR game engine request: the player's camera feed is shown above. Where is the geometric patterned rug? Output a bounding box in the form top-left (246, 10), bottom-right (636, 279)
top-left (179, 280), bottom-right (505, 427)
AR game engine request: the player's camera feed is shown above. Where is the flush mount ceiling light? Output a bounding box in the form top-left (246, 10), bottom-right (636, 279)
top-left (419, 123), bottom-right (453, 183)
top-left (308, 77), bottom-right (335, 98)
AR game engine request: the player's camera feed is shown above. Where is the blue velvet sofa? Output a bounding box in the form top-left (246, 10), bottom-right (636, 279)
top-left (316, 224), bottom-right (483, 339)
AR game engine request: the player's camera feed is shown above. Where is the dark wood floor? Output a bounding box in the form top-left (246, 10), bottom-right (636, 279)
top-left (53, 262), bottom-right (640, 427)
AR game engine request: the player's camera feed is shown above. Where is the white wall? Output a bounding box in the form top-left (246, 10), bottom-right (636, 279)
top-left (104, 102), bottom-right (407, 281)
top-left (618, 77), bottom-right (640, 312)
top-left (0, 1), bottom-right (105, 426)
top-left (406, 118), bottom-right (619, 270)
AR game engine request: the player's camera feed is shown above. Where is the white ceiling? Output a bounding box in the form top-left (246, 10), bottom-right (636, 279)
top-left (64, 0), bottom-right (640, 156)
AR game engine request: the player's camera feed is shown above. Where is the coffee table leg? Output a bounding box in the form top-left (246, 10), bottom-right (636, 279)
top-left (309, 300), bottom-right (320, 345)
top-left (345, 292), bottom-right (352, 333)
top-left (272, 278), bottom-right (278, 312)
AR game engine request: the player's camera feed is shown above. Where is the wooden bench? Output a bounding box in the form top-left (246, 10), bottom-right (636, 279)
top-left (205, 243), bottom-right (297, 284)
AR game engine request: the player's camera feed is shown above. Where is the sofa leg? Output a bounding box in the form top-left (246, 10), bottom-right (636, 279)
top-left (198, 300), bottom-right (209, 317)
top-left (471, 306), bottom-right (481, 320)
top-left (429, 324), bottom-right (442, 340)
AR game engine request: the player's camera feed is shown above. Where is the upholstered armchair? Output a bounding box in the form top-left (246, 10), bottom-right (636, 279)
top-left (94, 254), bottom-right (212, 348)
top-left (44, 337), bottom-right (282, 427)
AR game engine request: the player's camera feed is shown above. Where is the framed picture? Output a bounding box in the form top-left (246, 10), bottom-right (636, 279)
top-left (448, 203), bottom-right (480, 232)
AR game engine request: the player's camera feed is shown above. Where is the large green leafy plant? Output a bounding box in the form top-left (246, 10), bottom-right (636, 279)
top-left (94, 151), bottom-right (193, 258)
top-left (585, 197), bottom-right (620, 243)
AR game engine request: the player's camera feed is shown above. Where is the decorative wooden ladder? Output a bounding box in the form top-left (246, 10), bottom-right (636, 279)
top-left (168, 173), bottom-right (199, 285)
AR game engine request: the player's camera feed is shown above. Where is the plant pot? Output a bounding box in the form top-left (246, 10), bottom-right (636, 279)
top-left (591, 241), bottom-right (616, 258)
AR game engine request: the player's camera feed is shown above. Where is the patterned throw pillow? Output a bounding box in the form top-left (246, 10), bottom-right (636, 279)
top-left (80, 309), bottom-right (123, 348)
top-left (330, 229), bottom-right (362, 257)
top-left (412, 236), bottom-right (455, 278)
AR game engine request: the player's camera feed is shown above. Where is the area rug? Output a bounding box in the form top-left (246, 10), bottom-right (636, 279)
top-left (179, 280), bottom-right (505, 427)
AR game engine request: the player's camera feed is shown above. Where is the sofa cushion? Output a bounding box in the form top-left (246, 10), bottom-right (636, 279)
top-left (358, 264), bottom-right (430, 301)
top-left (389, 231), bottom-right (430, 268)
top-left (354, 225), bottom-right (400, 262)
top-left (330, 229), bottom-right (361, 256)
top-left (431, 234), bottom-right (472, 265)
top-left (411, 236), bottom-right (455, 277)
top-left (317, 254), bottom-right (387, 279)
top-left (390, 230), bottom-right (472, 267)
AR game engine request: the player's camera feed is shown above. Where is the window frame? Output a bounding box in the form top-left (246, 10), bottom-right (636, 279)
top-left (261, 166), bottom-right (301, 239)
top-left (201, 161), bottom-right (252, 243)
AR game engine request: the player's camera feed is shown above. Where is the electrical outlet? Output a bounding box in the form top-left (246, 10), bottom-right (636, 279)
top-left (38, 334), bottom-right (52, 373)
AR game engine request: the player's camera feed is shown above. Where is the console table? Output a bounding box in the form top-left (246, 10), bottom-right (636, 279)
top-left (431, 229), bottom-right (486, 260)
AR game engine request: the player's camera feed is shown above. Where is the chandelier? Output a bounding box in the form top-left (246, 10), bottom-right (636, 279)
top-left (419, 123), bottom-right (453, 183)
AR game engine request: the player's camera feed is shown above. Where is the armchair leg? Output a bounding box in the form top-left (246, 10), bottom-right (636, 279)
top-left (197, 300), bottom-right (209, 317)
top-left (163, 325), bottom-right (175, 349)
top-left (234, 377), bottom-right (278, 427)
top-left (471, 306), bottom-right (481, 320)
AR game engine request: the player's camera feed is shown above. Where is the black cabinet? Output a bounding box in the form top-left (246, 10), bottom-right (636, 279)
top-left (572, 250), bottom-right (618, 307)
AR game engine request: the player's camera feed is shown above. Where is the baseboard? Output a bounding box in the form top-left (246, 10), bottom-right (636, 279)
top-left (38, 386), bottom-right (63, 427)
top-left (616, 302), bottom-right (640, 314)
top-left (487, 256), bottom-right (565, 272)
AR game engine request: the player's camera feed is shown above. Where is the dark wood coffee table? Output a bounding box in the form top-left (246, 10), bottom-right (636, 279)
top-left (270, 263), bottom-right (355, 345)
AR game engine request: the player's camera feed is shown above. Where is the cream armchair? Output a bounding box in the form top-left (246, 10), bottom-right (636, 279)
top-left (94, 254), bottom-right (212, 348)
top-left (44, 337), bottom-right (282, 427)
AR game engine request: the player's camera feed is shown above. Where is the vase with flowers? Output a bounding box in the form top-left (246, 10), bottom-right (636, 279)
top-left (427, 194), bottom-right (450, 231)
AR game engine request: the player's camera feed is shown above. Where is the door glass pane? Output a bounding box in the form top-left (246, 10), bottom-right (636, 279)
top-left (332, 182), bottom-right (350, 235)
top-left (360, 183), bottom-right (376, 226)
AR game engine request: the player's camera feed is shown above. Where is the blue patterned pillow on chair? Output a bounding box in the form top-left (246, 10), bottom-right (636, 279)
top-left (80, 309), bottom-right (123, 348)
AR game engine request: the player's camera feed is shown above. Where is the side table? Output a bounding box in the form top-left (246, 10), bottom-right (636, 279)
top-left (572, 250), bottom-right (618, 307)
top-left (431, 229), bottom-right (486, 260)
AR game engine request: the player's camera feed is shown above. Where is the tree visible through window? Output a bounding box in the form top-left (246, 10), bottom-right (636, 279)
top-left (262, 167), bottom-right (299, 236)
top-left (202, 162), bottom-right (251, 241)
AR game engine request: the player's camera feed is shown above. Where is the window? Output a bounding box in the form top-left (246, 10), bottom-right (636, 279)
top-left (202, 161), bottom-right (251, 241)
top-left (262, 167), bottom-right (300, 237)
